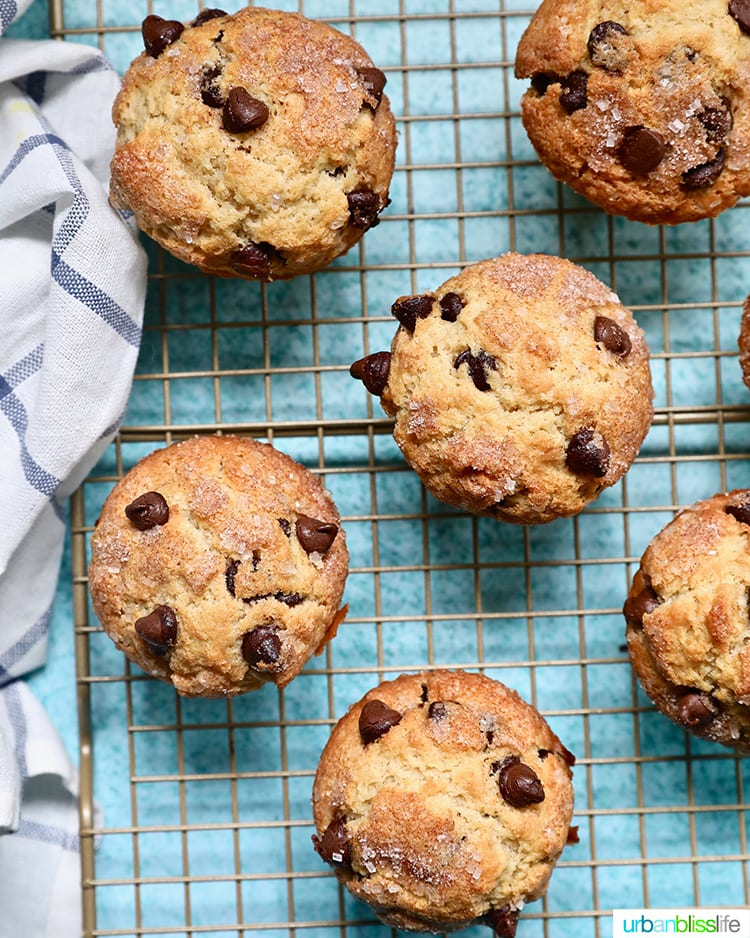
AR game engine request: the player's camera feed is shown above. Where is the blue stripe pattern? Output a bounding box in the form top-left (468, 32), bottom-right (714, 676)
top-left (16, 818), bottom-right (79, 852)
top-left (0, 609), bottom-right (52, 687)
top-left (3, 683), bottom-right (27, 781)
top-left (0, 372), bottom-right (61, 497)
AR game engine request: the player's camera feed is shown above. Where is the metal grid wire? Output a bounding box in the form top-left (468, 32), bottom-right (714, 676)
top-left (58, 0), bottom-right (750, 935)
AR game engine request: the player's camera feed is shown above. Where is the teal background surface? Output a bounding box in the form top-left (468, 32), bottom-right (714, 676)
top-left (10, 1), bottom-right (750, 936)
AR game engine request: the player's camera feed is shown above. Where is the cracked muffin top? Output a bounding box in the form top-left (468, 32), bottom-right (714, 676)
top-left (312, 669), bottom-right (576, 936)
top-left (110, 6), bottom-right (396, 279)
top-left (88, 434), bottom-right (348, 697)
top-left (350, 253), bottom-right (653, 524)
top-left (625, 490), bottom-right (750, 752)
top-left (515, 0), bottom-right (750, 224)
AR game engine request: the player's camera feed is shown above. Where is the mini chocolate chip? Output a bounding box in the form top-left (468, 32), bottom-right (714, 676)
top-left (623, 582), bottom-right (661, 628)
top-left (200, 64), bottom-right (224, 107)
top-left (497, 755), bottom-right (545, 808)
top-left (484, 906), bottom-right (520, 938)
top-left (618, 126), bottom-right (666, 175)
top-left (242, 626), bottom-right (281, 667)
top-left (278, 518), bottom-right (292, 537)
top-left (125, 491), bottom-right (169, 530)
top-left (587, 20), bottom-right (629, 70)
top-left (359, 699), bottom-right (403, 745)
top-left (222, 87), bottom-right (269, 133)
top-left (729, 0), bottom-right (750, 35)
top-left (142, 15), bottom-right (184, 57)
top-left (350, 351), bottom-right (391, 396)
top-left (391, 294), bottom-right (434, 333)
top-left (134, 605), bottom-right (177, 656)
top-left (726, 500), bottom-right (750, 525)
top-left (225, 559), bottom-right (239, 596)
top-left (559, 70), bottom-right (588, 114)
top-left (677, 691), bottom-right (718, 727)
top-left (485, 730), bottom-right (495, 745)
top-left (312, 816), bottom-right (351, 867)
top-left (242, 591), bottom-right (305, 607)
top-left (428, 701), bottom-right (448, 721)
top-left (356, 66), bottom-right (387, 107)
top-left (192, 7), bottom-right (227, 27)
top-left (566, 427), bottom-right (611, 478)
top-left (567, 825), bottom-right (581, 845)
top-left (231, 243), bottom-right (272, 280)
top-left (538, 744), bottom-right (576, 766)
top-left (531, 72), bottom-right (563, 95)
top-left (454, 349), bottom-right (497, 392)
top-left (440, 292), bottom-right (465, 322)
top-left (327, 165), bottom-right (346, 177)
top-left (698, 104), bottom-right (733, 144)
top-left (420, 683), bottom-right (429, 703)
top-left (682, 150), bottom-right (725, 189)
top-left (347, 189), bottom-right (382, 229)
top-left (296, 514), bottom-right (338, 554)
top-left (594, 315), bottom-right (632, 356)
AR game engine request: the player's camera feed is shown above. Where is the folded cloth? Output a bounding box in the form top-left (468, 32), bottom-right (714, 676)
top-left (0, 0), bottom-right (147, 932)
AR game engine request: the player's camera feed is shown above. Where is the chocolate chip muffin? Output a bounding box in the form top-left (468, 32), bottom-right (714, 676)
top-left (312, 670), bottom-right (576, 936)
top-left (625, 490), bottom-right (750, 752)
top-left (350, 253), bottom-right (653, 524)
top-left (738, 293), bottom-right (750, 390)
top-left (515, 0), bottom-right (750, 224)
top-left (110, 6), bottom-right (396, 279)
top-left (88, 435), bottom-right (348, 697)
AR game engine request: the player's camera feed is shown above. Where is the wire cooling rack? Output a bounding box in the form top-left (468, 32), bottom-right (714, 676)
top-left (59, 1), bottom-right (750, 936)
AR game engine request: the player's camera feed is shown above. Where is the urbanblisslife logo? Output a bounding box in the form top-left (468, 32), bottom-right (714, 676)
top-left (613, 910), bottom-right (750, 936)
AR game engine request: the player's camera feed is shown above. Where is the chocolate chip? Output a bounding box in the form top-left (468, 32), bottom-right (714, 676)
top-left (454, 349), bottom-right (497, 392)
top-left (296, 514), bottom-right (338, 554)
top-left (682, 150), bottom-right (725, 189)
top-left (538, 743), bottom-right (577, 767)
top-left (440, 292), bottom-right (464, 322)
top-left (192, 8), bottom-right (227, 27)
top-left (242, 591), bottom-right (304, 607)
top-left (485, 730), bottom-right (495, 745)
top-left (484, 906), bottom-right (520, 938)
top-left (531, 72), bottom-right (563, 95)
top-left (698, 104), bottom-right (733, 144)
top-left (347, 189), bottom-right (382, 230)
top-left (618, 126), bottom-right (666, 175)
top-left (587, 20), bottom-right (629, 70)
top-left (559, 70), bottom-right (588, 114)
top-left (428, 701), bottom-right (447, 721)
top-left (420, 683), bottom-right (429, 703)
top-left (350, 351), bottom-right (391, 396)
top-left (594, 315), bottom-right (632, 357)
top-left (231, 243), bottom-right (272, 280)
top-left (125, 491), bottom-right (169, 530)
top-left (356, 66), bottom-right (387, 108)
top-left (222, 87), bottom-right (269, 133)
top-left (730, 0), bottom-right (750, 35)
top-left (359, 699), bottom-right (402, 745)
top-left (278, 518), bottom-right (292, 537)
top-left (677, 691), bottom-right (718, 727)
top-left (327, 165), bottom-right (346, 178)
top-left (142, 15), bottom-right (184, 57)
top-left (496, 755), bottom-right (545, 808)
top-left (312, 816), bottom-right (351, 868)
top-left (134, 605), bottom-right (177, 656)
top-left (567, 825), bottom-right (581, 845)
top-left (200, 65), bottom-right (224, 108)
top-left (391, 294), bottom-right (434, 333)
top-left (242, 626), bottom-right (281, 667)
top-left (566, 427), bottom-right (610, 477)
top-left (726, 500), bottom-right (750, 525)
top-left (623, 581), bottom-right (661, 628)
top-left (225, 559), bottom-right (239, 596)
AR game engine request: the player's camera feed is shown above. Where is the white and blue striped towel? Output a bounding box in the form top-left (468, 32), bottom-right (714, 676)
top-left (0, 0), bottom-right (147, 931)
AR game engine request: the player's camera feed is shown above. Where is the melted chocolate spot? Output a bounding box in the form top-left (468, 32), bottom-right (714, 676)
top-left (618, 126), bottom-right (666, 175)
top-left (428, 701), bottom-right (448, 721)
top-left (231, 243), bottom-right (272, 280)
top-left (454, 349), bottom-right (497, 392)
top-left (538, 743), bottom-right (576, 767)
top-left (391, 294), bottom-right (434, 333)
top-left (356, 66), bottom-right (387, 108)
top-left (726, 500), bottom-right (750, 525)
top-left (295, 514), bottom-right (338, 554)
top-left (222, 87), bottom-right (269, 133)
top-left (141, 15), bottom-right (184, 58)
top-left (567, 825), bottom-right (581, 845)
top-left (565, 427), bottom-right (611, 477)
top-left (134, 605), bottom-right (177, 656)
top-left (677, 691), bottom-right (718, 727)
top-left (350, 351), bottom-right (391, 396)
top-left (531, 72), bottom-right (563, 95)
top-left (729, 0), bottom-right (750, 35)
top-left (594, 315), bottom-right (632, 356)
top-left (347, 189), bottom-right (382, 230)
top-left (125, 491), bottom-right (169, 530)
top-left (440, 292), bottom-right (465, 322)
top-left (192, 8), bottom-right (227, 27)
top-left (420, 683), bottom-right (429, 703)
top-left (559, 70), bottom-right (588, 114)
top-left (200, 64), bottom-right (224, 108)
top-left (312, 816), bottom-right (351, 868)
top-left (242, 626), bottom-right (281, 667)
top-left (278, 518), bottom-right (292, 537)
top-left (587, 20), bottom-right (629, 70)
top-left (225, 559), bottom-right (239, 596)
top-left (496, 755), bottom-right (545, 808)
top-left (359, 699), bottom-right (402, 744)
top-left (484, 906), bottom-right (519, 938)
top-left (623, 580), bottom-right (661, 628)
top-left (682, 150), bottom-right (725, 189)
top-left (698, 104), bottom-right (733, 144)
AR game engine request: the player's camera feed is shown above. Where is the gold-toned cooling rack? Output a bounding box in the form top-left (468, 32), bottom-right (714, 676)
top-left (58, 1), bottom-right (750, 935)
